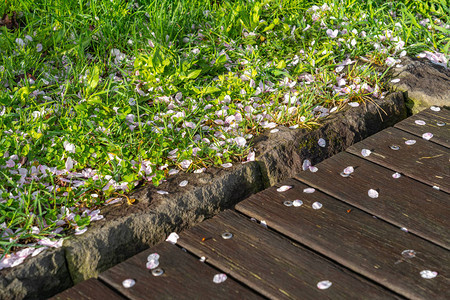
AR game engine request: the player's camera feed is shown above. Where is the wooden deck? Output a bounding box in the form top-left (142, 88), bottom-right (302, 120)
top-left (52, 107), bottom-right (449, 300)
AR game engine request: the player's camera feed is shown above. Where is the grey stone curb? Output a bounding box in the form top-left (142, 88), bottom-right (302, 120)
top-left (1, 91), bottom-right (407, 299)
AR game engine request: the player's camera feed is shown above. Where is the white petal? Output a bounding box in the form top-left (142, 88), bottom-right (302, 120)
top-left (122, 279), bottom-right (136, 288)
top-left (317, 280), bottom-right (332, 289)
top-left (368, 189), bottom-right (379, 198)
top-left (414, 120), bottom-right (426, 126)
top-left (318, 138), bottom-right (326, 147)
top-left (348, 102), bottom-right (359, 107)
top-left (405, 139), bottom-right (416, 145)
top-left (430, 106), bottom-right (441, 112)
top-left (302, 159), bottom-right (311, 171)
top-left (179, 180), bottom-right (188, 187)
top-left (422, 132), bottom-right (433, 140)
top-left (165, 232), bottom-right (179, 244)
top-left (420, 270), bottom-right (438, 279)
top-left (312, 202), bottom-right (322, 209)
top-left (361, 149), bottom-right (371, 157)
top-left (303, 187), bottom-right (315, 193)
top-left (392, 172), bottom-right (401, 179)
top-left (157, 190), bottom-right (169, 195)
top-left (390, 78), bottom-right (400, 83)
top-left (292, 200), bottom-right (303, 207)
top-left (343, 166), bottom-right (354, 175)
top-left (270, 129), bottom-right (279, 133)
top-left (277, 185), bottom-right (292, 192)
top-left (222, 163), bottom-right (233, 168)
top-left (146, 259), bottom-right (159, 270)
top-left (213, 273), bottom-right (227, 283)
top-left (147, 253), bottom-right (160, 261)
top-left (308, 166), bottom-right (318, 172)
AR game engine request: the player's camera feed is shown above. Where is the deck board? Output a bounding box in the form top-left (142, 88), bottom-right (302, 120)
top-left (293, 151), bottom-right (450, 249)
top-left (346, 127), bottom-right (450, 192)
top-left (395, 108), bottom-right (449, 148)
top-left (235, 178), bottom-right (450, 299)
top-left (177, 210), bottom-right (398, 299)
top-left (99, 242), bottom-right (259, 299)
top-left (51, 278), bottom-right (125, 300)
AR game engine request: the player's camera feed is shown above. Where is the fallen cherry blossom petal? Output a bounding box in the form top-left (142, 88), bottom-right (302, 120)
top-left (213, 273), bottom-right (228, 283)
top-left (146, 259), bottom-right (159, 270)
top-left (401, 250), bottom-right (416, 259)
top-left (292, 200), bottom-right (303, 207)
top-left (222, 163), bottom-right (232, 168)
top-left (405, 139), bottom-right (416, 145)
top-left (179, 180), bottom-right (188, 187)
top-left (270, 129), bottom-right (279, 133)
top-left (415, 120), bottom-right (426, 126)
top-left (157, 190), bottom-right (169, 195)
top-left (368, 189), bottom-right (379, 198)
top-left (392, 172), bottom-right (401, 179)
top-left (309, 166), bottom-right (318, 172)
top-left (343, 166), bottom-right (354, 175)
top-left (312, 202), bottom-right (322, 209)
top-left (317, 280), bottom-right (332, 290)
top-left (302, 159), bottom-right (311, 171)
top-left (390, 78), bottom-right (400, 83)
top-left (122, 279), bottom-right (136, 288)
top-left (194, 168), bottom-right (206, 173)
top-left (420, 270), bottom-right (438, 279)
top-left (422, 132), bottom-right (433, 140)
top-left (436, 121), bottom-right (445, 126)
top-left (303, 187), bottom-right (315, 193)
top-left (401, 227), bottom-right (409, 232)
top-left (432, 186), bottom-right (440, 190)
top-left (260, 220), bottom-right (268, 228)
top-left (199, 256), bottom-right (206, 262)
top-left (166, 232), bottom-right (179, 244)
top-left (146, 253), bottom-right (159, 262)
top-left (348, 102), bottom-right (359, 107)
top-left (75, 227), bottom-right (88, 235)
top-left (361, 149), bottom-right (371, 157)
top-left (277, 185), bottom-right (292, 192)
top-left (430, 106), bottom-right (440, 112)
top-left (318, 138), bottom-right (326, 147)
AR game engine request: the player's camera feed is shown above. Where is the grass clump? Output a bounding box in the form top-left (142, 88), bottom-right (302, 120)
top-left (0, 0), bottom-right (448, 264)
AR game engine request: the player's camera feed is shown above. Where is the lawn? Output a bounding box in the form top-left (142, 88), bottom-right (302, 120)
top-left (0, 0), bottom-right (448, 268)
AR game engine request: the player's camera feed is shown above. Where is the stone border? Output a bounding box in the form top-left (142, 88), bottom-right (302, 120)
top-left (0, 91), bottom-right (407, 299)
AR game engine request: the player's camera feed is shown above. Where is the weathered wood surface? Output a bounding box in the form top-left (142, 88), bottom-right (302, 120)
top-left (177, 210), bottom-right (398, 300)
top-left (293, 151), bottom-right (450, 249)
top-left (346, 127), bottom-right (450, 192)
top-left (51, 278), bottom-right (125, 300)
top-left (236, 178), bottom-right (450, 299)
top-left (99, 241), bottom-right (259, 300)
top-left (395, 108), bottom-right (449, 148)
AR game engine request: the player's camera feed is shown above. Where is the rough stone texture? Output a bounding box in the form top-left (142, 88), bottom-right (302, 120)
top-left (64, 161), bottom-right (264, 284)
top-left (389, 57), bottom-right (450, 114)
top-left (0, 248), bottom-right (71, 300)
top-left (254, 92), bottom-right (407, 185)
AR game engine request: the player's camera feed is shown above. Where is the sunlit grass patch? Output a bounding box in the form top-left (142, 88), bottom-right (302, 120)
top-left (0, 0), bottom-right (448, 266)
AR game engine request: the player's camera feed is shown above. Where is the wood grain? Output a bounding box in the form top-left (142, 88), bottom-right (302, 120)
top-left (99, 241), bottom-right (260, 300)
top-left (346, 127), bottom-right (450, 192)
top-left (236, 178), bottom-right (450, 299)
top-left (294, 151), bottom-right (450, 249)
top-left (177, 210), bottom-right (398, 300)
top-left (395, 108), bottom-right (449, 148)
top-left (50, 278), bottom-right (126, 300)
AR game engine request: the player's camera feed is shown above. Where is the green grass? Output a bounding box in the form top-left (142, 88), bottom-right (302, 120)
top-left (0, 0), bottom-right (448, 264)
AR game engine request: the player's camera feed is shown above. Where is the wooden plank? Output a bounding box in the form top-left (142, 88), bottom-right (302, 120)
top-left (395, 107), bottom-right (449, 148)
top-left (177, 210), bottom-right (398, 299)
top-left (236, 178), bottom-right (450, 299)
top-left (99, 241), bottom-right (260, 300)
top-left (346, 127), bottom-right (450, 192)
top-left (50, 278), bottom-right (126, 300)
top-left (294, 151), bottom-right (450, 249)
